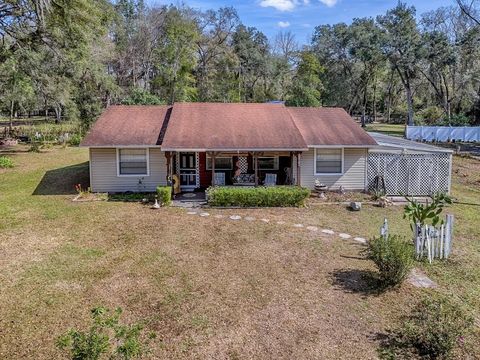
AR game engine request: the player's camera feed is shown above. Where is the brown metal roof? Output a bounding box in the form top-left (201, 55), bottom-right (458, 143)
top-left (80, 105), bottom-right (171, 147)
top-left (287, 107), bottom-right (377, 146)
top-left (81, 103), bottom-right (376, 149)
top-left (161, 102), bottom-right (308, 151)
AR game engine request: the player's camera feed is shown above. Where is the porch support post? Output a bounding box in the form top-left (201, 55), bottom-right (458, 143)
top-left (211, 151), bottom-right (216, 186)
top-left (296, 152), bottom-right (301, 186)
top-left (176, 151), bottom-right (180, 184)
top-left (289, 151), bottom-right (294, 185)
top-left (254, 152), bottom-right (259, 187)
top-left (165, 151), bottom-right (172, 185)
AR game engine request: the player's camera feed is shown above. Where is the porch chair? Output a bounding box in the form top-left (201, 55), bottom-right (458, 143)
top-left (214, 172), bottom-right (226, 186)
top-left (264, 173), bottom-right (277, 186)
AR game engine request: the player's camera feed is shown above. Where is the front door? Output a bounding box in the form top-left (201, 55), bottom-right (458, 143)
top-left (179, 152), bottom-right (197, 190)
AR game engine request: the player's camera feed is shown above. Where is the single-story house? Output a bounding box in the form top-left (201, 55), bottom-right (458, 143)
top-left (80, 103), bottom-right (452, 195)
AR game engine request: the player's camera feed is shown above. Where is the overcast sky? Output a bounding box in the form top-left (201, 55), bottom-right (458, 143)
top-left (148, 0), bottom-right (455, 43)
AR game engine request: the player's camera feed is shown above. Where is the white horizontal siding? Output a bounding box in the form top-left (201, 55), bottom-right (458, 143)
top-left (89, 148), bottom-right (167, 192)
top-left (300, 148), bottom-right (367, 190)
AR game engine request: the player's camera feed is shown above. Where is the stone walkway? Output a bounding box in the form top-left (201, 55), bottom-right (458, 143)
top-left (183, 208), bottom-right (437, 289)
top-left (184, 209), bottom-right (367, 244)
top-left (408, 268), bottom-right (438, 288)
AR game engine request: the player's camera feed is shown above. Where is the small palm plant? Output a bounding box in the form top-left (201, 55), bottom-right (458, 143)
top-left (403, 192), bottom-right (452, 230)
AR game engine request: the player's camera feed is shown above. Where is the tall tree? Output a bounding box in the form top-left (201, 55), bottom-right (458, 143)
top-left (378, 3), bottom-right (423, 125)
top-left (349, 18), bottom-right (385, 123)
top-left (232, 25), bottom-right (271, 102)
top-left (195, 7), bottom-right (240, 101)
top-left (286, 51), bottom-right (323, 107)
top-left (151, 6), bottom-right (199, 104)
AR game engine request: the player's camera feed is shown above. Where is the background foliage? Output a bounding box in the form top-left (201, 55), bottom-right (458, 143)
top-left (1, 1), bottom-right (480, 130)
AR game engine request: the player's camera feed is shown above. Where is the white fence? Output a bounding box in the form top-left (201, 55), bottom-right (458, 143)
top-left (406, 126), bottom-right (480, 142)
top-left (414, 214), bottom-right (454, 263)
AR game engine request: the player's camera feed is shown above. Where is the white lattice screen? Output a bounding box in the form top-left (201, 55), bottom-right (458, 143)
top-left (195, 152), bottom-right (200, 188)
top-left (367, 153), bottom-right (451, 196)
top-left (238, 156), bottom-right (248, 173)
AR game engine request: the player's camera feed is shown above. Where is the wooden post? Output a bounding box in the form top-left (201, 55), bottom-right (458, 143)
top-left (211, 152), bottom-right (216, 186)
top-left (165, 151), bottom-right (172, 183)
top-left (176, 151), bottom-right (180, 185)
top-left (445, 214), bottom-right (454, 258)
top-left (254, 153), bottom-right (259, 187)
top-left (289, 151), bottom-right (294, 185)
top-left (296, 152), bottom-right (301, 186)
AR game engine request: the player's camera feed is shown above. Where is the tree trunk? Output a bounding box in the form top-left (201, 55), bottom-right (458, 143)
top-left (9, 100), bottom-right (14, 134)
top-left (372, 73), bottom-right (377, 122)
top-left (405, 81), bottom-right (414, 126)
top-left (54, 106), bottom-right (62, 124)
top-left (361, 80), bottom-right (368, 128)
top-left (386, 70), bottom-right (394, 123)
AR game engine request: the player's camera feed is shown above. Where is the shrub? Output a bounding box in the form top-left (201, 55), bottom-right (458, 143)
top-left (438, 113), bottom-right (471, 126)
top-left (206, 186), bottom-right (311, 207)
top-left (364, 235), bottom-right (414, 288)
top-left (156, 186), bottom-right (172, 206)
top-left (0, 156), bottom-right (14, 168)
top-left (389, 294), bottom-right (474, 359)
top-left (417, 106), bottom-right (444, 124)
top-left (121, 88), bottom-right (164, 105)
top-left (68, 133), bottom-right (83, 146)
top-left (56, 306), bottom-right (153, 360)
top-left (28, 141), bottom-right (41, 153)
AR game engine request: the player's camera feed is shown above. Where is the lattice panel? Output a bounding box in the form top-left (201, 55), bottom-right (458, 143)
top-left (367, 153), bottom-right (450, 196)
top-left (195, 152), bottom-right (200, 188)
top-left (238, 156), bottom-right (248, 173)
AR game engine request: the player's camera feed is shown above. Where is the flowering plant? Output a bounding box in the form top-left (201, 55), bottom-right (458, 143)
top-left (74, 184), bottom-right (83, 194)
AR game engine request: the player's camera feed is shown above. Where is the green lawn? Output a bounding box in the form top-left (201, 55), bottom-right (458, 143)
top-left (365, 123), bottom-right (406, 137)
top-left (0, 146), bottom-right (479, 359)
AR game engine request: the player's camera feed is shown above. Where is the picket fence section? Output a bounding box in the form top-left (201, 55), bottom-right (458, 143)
top-left (406, 126), bottom-right (480, 142)
top-left (379, 215), bottom-right (454, 264)
top-left (414, 214), bottom-right (454, 263)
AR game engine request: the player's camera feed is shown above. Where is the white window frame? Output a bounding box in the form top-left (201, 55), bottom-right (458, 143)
top-left (116, 148), bottom-right (150, 177)
top-left (206, 156), bottom-right (233, 170)
top-left (258, 156), bottom-right (279, 170)
top-left (314, 148), bottom-right (344, 175)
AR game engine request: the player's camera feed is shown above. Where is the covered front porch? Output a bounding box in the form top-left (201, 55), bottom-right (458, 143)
top-left (165, 151), bottom-right (303, 191)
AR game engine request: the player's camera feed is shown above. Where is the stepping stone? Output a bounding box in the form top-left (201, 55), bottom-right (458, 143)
top-left (354, 237), bottom-right (367, 243)
top-left (245, 216), bottom-right (256, 221)
top-left (229, 215), bottom-right (241, 220)
top-left (293, 224), bottom-right (304, 228)
top-left (260, 218), bottom-right (270, 223)
top-left (199, 212), bottom-right (210, 217)
top-left (306, 226), bottom-right (318, 232)
top-left (276, 221), bottom-right (286, 225)
top-left (321, 229), bottom-right (334, 235)
top-left (339, 233), bottom-right (351, 239)
top-left (214, 214), bottom-right (224, 219)
top-left (187, 211), bottom-right (198, 215)
top-left (408, 269), bottom-right (437, 288)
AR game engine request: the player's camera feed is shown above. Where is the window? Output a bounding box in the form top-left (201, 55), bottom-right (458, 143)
top-left (258, 157), bottom-right (279, 170)
top-left (117, 148), bottom-right (149, 176)
top-left (315, 148), bottom-right (343, 174)
top-left (206, 156), bottom-right (233, 170)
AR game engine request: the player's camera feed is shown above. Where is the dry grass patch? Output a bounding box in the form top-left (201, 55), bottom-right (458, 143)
top-left (0, 146), bottom-right (479, 359)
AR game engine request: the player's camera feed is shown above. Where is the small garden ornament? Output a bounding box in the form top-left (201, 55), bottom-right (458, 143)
top-left (151, 195), bottom-right (160, 209)
top-left (350, 202), bottom-right (362, 211)
top-left (314, 180), bottom-right (327, 198)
